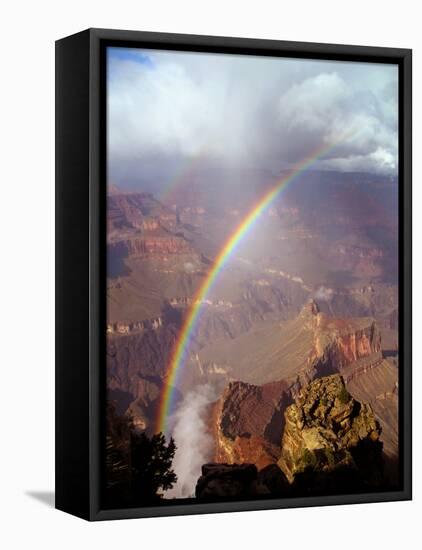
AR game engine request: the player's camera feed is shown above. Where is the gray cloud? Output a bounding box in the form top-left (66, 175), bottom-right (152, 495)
top-left (107, 48), bottom-right (398, 185)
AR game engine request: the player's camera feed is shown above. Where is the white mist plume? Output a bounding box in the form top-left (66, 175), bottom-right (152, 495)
top-left (166, 384), bottom-right (216, 498)
top-left (314, 286), bottom-right (334, 302)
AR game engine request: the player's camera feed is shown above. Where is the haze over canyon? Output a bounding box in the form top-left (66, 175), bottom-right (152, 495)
top-left (105, 168), bottom-right (399, 501)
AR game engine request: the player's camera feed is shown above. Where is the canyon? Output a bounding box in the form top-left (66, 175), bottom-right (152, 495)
top-left (106, 171), bottom-right (400, 498)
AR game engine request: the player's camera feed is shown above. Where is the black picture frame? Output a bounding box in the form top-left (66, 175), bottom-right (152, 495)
top-left (55, 28), bottom-right (412, 521)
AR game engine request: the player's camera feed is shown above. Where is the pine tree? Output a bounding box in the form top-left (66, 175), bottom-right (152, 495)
top-left (130, 431), bottom-right (177, 502)
top-left (105, 403), bottom-right (177, 505)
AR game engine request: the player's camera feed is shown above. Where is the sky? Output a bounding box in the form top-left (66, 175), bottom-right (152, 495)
top-left (107, 47), bottom-right (398, 189)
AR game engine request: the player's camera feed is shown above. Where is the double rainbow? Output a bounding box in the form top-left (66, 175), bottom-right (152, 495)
top-left (156, 138), bottom-right (349, 435)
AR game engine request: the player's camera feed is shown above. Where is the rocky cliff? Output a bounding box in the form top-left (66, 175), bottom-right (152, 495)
top-left (197, 375), bottom-right (384, 499)
top-left (108, 234), bottom-right (194, 258)
top-left (106, 323), bottom-right (179, 433)
top-left (107, 192), bottom-right (176, 233)
top-left (205, 301), bottom-right (383, 388)
top-left (211, 380), bottom-right (291, 469)
top-left (302, 301), bottom-right (382, 380)
top-left (107, 191), bottom-right (197, 262)
top-left (277, 374), bottom-right (383, 485)
top-left (201, 302), bottom-right (397, 474)
top-left (290, 305), bottom-right (397, 465)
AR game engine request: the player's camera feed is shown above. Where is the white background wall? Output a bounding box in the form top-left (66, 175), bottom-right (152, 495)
top-left (0, 1), bottom-right (419, 548)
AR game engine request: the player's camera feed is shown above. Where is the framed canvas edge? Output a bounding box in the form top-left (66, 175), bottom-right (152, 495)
top-left (90, 26), bottom-right (411, 60)
top-left (85, 28), bottom-right (412, 521)
top-left (55, 29), bottom-right (92, 521)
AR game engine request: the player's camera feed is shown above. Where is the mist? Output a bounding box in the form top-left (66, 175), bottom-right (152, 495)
top-left (166, 384), bottom-right (217, 499)
top-left (314, 286), bottom-right (334, 302)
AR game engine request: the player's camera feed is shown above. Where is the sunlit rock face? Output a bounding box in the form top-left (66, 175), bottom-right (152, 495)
top-left (196, 375), bottom-right (385, 499)
top-left (277, 374), bottom-right (382, 485)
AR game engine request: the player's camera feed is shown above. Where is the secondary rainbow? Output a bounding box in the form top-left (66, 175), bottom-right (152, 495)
top-left (156, 138), bottom-right (349, 435)
top-left (158, 152), bottom-right (204, 204)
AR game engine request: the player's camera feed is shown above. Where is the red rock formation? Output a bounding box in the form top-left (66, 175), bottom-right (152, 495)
top-left (197, 377), bottom-right (385, 500)
top-left (108, 235), bottom-right (193, 258)
top-left (304, 302), bottom-right (382, 375)
top-left (208, 304), bottom-right (395, 473)
top-left (108, 192), bottom-right (176, 231)
top-left (106, 323), bottom-right (179, 434)
top-left (211, 380), bottom-right (291, 469)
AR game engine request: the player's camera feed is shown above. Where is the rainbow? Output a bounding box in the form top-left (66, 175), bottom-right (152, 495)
top-left (156, 137), bottom-right (351, 435)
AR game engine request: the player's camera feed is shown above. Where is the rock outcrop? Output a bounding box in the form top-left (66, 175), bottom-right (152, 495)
top-left (303, 300), bottom-right (382, 378)
top-left (277, 374), bottom-right (383, 486)
top-left (209, 304), bottom-right (388, 470)
top-left (195, 464), bottom-right (258, 499)
top-left (107, 191), bottom-right (197, 263)
top-left (300, 304), bottom-right (398, 467)
top-left (106, 324), bottom-right (179, 433)
top-left (108, 235), bottom-right (194, 258)
top-left (211, 380), bottom-right (291, 469)
top-left (107, 192), bottom-right (176, 232)
top-left (197, 374), bottom-right (385, 499)
top-left (195, 463), bottom-right (290, 499)
top-left (218, 301), bottom-right (383, 390)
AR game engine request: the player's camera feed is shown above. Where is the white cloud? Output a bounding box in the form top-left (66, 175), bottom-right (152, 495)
top-left (276, 72), bottom-right (398, 173)
top-left (278, 72), bottom-right (349, 133)
top-left (107, 49), bottom-right (398, 179)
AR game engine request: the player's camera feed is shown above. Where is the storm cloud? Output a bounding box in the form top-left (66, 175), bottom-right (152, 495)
top-left (107, 47), bottom-right (398, 187)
